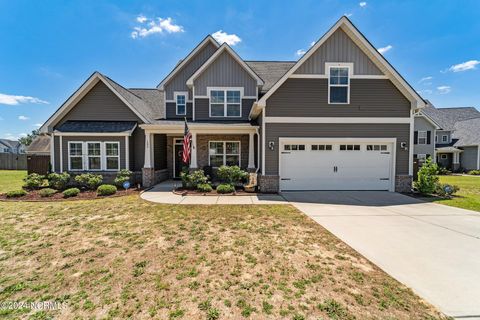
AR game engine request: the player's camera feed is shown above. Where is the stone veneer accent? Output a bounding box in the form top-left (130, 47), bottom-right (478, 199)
top-left (142, 168), bottom-right (155, 188)
top-left (258, 175), bottom-right (279, 193)
top-left (395, 175), bottom-right (412, 193)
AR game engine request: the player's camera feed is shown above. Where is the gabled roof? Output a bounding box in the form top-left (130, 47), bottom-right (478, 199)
top-left (422, 102), bottom-right (480, 131)
top-left (0, 139), bottom-right (20, 149)
top-left (26, 135), bottom-right (51, 154)
top-left (251, 16), bottom-right (426, 117)
top-left (39, 72), bottom-right (161, 133)
top-left (156, 35), bottom-right (220, 90)
top-left (186, 43), bottom-right (265, 87)
top-left (246, 61), bottom-right (296, 93)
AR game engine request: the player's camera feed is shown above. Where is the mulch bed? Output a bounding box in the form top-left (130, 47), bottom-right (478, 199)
top-left (0, 188), bottom-right (141, 202)
top-left (173, 188), bottom-right (257, 196)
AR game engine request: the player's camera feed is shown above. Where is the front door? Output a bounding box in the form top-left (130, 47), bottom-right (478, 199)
top-left (174, 140), bottom-right (184, 179)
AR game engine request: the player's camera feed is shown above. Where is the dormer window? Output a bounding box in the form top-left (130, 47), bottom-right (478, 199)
top-left (209, 88), bottom-right (242, 117)
top-left (174, 92), bottom-right (187, 116)
top-left (327, 63), bottom-right (351, 104)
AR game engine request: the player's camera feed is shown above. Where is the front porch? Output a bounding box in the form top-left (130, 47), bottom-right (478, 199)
top-left (140, 121), bottom-right (259, 187)
top-left (436, 146), bottom-right (462, 171)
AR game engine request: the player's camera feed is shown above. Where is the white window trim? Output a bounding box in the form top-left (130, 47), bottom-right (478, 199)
top-left (442, 135), bottom-right (448, 143)
top-left (418, 131), bottom-right (427, 145)
top-left (174, 91), bottom-right (188, 116)
top-left (208, 141), bottom-right (241, 167)
top-left (208, 87), bottom-right (243, 118)
top-left (440, 154), bottom-right (448, 159)
top-left (417, 153), bottom-right (427, 160)
top-left (327, 63), bottom-right (352, 105)
top-left (67, 141), bottom-right (121, 172)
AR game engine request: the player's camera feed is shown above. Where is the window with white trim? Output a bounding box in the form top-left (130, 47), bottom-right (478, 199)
top-left (328, 66), bottom-right (350, 104)
top-left (175, 92), bottom-right (187, 115)
top-left (209, 141), bottom-right (240, 167)
top-left (68, 141), bottom-right (121, 171)
top-left (69, 142), bottom-right (84, 170)
top-left (440, 154), bottom-right (447, 159)
top-left (87, 142), bottom-right (101, 170)
top-left (105, 142), bottom-right (120, 170)
top-left (209, 89), bottom-right (241, 117)
top-left (442, 135), bottom-right (448, 143)
top-left (418, 131), bottom-right (427, 145)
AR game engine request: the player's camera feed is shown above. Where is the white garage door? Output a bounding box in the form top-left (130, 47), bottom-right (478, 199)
top-left (279, 139), bottom-right (394, 191)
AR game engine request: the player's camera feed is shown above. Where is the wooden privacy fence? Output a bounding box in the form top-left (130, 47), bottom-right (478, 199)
top-left (27, 155), bottom-right (50, 175)
top-left (0, 153), bottom-right (27, 170)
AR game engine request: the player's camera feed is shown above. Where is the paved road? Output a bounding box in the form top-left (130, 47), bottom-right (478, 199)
top-left (282, 191), bottom-right (480, 319)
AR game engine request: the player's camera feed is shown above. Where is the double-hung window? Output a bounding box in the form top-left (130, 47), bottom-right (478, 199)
top-left (68, 141), bottom-right (121, 171)
top-left (69, 142), bottom-right (84, 170)
top-left (328, 65), bottom-right (350, 104)
top-left (418, 131), bottom-right (427, 145)
top-left (105, 142), bottom-right (120, 170)
top-left (209, 88), bottom-right (241, 117)
top-left (175, 92), bottom-right (187, 115)
top-left (442, 135), bottom-right (448, 143)
top-left (209, 141), bottom-right (240, 167)
top-left (87, 142), bottom-right (101, 170)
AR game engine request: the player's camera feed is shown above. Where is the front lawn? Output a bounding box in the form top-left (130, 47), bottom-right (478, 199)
top-left (0, 196), bottom-right (445, 319)
top-left (435, 175), bottom-right (480, 212)
top-left (0, 170), bottom-right (27, 193)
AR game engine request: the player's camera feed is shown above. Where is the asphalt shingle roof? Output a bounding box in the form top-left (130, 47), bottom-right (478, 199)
top-left (245, 61), bottom-right (295, 93)
top-left (0, 139), bottom-right (20, 149)
top-left (422, 101), bottom-right (480, 131)
top-left (26, 135), bottom-right (51, 154)
top-left (56, 121), bottom-right (137, 133)
top-left (453, 118), bottom-right (480, 147)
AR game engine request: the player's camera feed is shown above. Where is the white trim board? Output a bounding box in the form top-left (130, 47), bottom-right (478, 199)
top-left (264, 117), bottom-right (411, 124)
top-left (289, 74), bottom-right (388, 79)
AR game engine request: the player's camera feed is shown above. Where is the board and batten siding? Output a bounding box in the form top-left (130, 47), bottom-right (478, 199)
top-left (193, 51), bottom-right (258, 97)
top-left (460, 146), bottom-right (479, 170)
top-left (164, 41), bottom-right (218, 100)
top-left (294, 28), bottom-right (383, 75)
top-left (194, 98), bottom-right (255, 121)
top-left (265, 78), bottom-right (410, 117)
top-left (413, 116), bottom-right (435, 157)
top-left (165, 102), bottom-right (193, 120)
top-left (54, 82), bottom-right (142, 129)
top-left (264, 123), bottom-right (410, 176)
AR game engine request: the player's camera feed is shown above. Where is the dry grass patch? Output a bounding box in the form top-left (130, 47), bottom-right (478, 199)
top-left (0, 196), bottom-right (447, 319)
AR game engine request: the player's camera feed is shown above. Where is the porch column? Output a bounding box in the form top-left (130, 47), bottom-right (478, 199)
top-left (453, 152), bottom-right (460, 164)
top-left (144, 132), bottom-right (153, 168)
top-left (248, 132), bottom-right (255, 169)
top-left (190, 132), bottom-right (198, 169)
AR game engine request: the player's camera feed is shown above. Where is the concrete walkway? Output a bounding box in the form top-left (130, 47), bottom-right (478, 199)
top-left (140, 180), bottom-right (287, 204)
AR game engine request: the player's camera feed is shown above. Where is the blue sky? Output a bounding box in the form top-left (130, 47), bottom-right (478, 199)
top-left (1, 0), bottom-right (479, 140)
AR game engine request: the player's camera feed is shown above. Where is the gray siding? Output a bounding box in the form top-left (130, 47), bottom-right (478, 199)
top-left (194, 51), bottom-right (258, 97)
top-left (195, 98), bottom-right (255, 121)
top-left (265, 78), bottom-right (410, 117)
top-left (54, 82), bottom-right (142, 129)
top-left (414, 116), bottom-right (435, 157)
top-left (436, 130), bottom-right (452, 145)
top-left (461, 146), bottom-right (479, 170)
top-left (164, 41), bottom-right (218, 100)
top-left (166, 102), bottom-right (193, 120)
top-left (132, 128), bottom-right (145, 171)
top-left (264, 123), bottom-right (410, 176)
top-left (295, 29), bottom-right (383, 75)
top-left (154, 134), bottom-right (167, 170)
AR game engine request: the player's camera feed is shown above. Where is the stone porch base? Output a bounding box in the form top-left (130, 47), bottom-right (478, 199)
top-left (142, 168), bottom-right (169, 188)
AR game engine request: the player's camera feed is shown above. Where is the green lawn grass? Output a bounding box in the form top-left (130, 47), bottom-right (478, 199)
top-left (0, 170), bottom-right (27, 193)
top-left (435, 175), bottom-right (480, 212)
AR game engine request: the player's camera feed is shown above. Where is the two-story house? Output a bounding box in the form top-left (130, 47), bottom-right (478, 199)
top-left (0, 139), bottom-right (25, 154)
top-left (39, 16), bottom-right (427, 193)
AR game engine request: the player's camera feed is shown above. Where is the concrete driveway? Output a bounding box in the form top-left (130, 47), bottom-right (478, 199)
top-left (282, 191), bottom-right (480, 319)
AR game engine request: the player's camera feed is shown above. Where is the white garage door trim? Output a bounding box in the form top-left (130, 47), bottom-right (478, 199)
top-left (278, 137), bottom-right (397, 192)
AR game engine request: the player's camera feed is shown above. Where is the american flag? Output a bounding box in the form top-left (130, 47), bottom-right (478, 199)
top-left (182, 118), bottom-right (192, 165)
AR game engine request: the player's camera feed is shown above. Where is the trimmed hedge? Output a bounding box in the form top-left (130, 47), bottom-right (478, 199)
top-left (39, 188), bottom-right (57, 198)
top-left (97, 184), bottom-right (117, 196)
top-left (47, 172), bottom-right (70, 190)
top-left (216, 183), bottom-right (235, 194)
top-left (63, 188), bottom-right (80, 198)
top-left (197, 183), bottom-right (213, 193)
top-left (6, 190), bottom-right (27, 198)
top-left (74, 173), bottom-right (103, 190)
top-left (23, 173), bottom-right (45, 190)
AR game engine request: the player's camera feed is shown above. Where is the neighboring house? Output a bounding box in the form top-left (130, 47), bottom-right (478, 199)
top-left (39, 16), bottom-right (427, 192)
top-left (413, 111), bottom-right (440, 165)
top-left (420, 102), bottom-right (480, 171)
top-left (0, 139), bottom-right (25, 154)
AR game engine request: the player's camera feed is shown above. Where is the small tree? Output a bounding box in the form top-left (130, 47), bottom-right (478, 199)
top-left (414, 157), bottom-right (439, 194)
top-left (18, 129), bottom-right (39, 146)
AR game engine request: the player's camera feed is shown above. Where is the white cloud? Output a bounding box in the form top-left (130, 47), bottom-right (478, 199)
top-left (3, 133), bottom-right (27, 140)
top-left (419, 76), bottom-right (433, 83)
top-left (359, 2), bottom-right (367, 7)
top-left (18, 115), bottom-right (29, 121)
top-left (345, 13), bottom-right (353, 17)
top-left (296, 49), bottom-right (306, 56)
top-left (131, 16), bottom-right (184, 39)
top-left (0, 93), bottom-right (49, 106)
top-left (310, 41), bottom-right (316, 47)
top-left (448, 60), bottom-right (480, 72)
top-left (437, 86), bottom-right (451, 94)
top-left (377, 45), bottom-right (393, 54)
top-left (34, 123), bottom-right (43, 127)
top-left (212, 30), bottom-right (242, 46)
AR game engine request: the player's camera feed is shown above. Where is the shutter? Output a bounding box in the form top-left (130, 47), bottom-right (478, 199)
top-left (427, 131), bottom-right (431, 144)
top-left (414, 131), bottom-right (418, 145)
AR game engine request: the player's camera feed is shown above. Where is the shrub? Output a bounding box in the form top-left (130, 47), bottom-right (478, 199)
top-left (197, 183), bottom-right (213, 193)
top-left (435, 183), bottom-right (459, 197)
top-left (39, 188), bottom-right (57, 197)
top-left (97, 184), bottom-right (117, 196)
top-left (217, 166), bottom-right (248, 185)
top-left (63, 187), bottom-right (80, 198)
top-left (6, 189), bottom-right (27, 198)
top-left (216, 183), bottom-right (235, 194)
top-left (181, 169), bottom-right (209, 189)
top-left (414, 157), bottom-right (439, 194)
top-left (467, 170), bottom-right (480, 175)
top-left (23, 173), bottom-right (45, 190)
top-left (114, 169), bottom-right (133, 188)
top-left (74, 173), bottom-right (103, 190)
top-left (436, 166), bottom-right (452, 175)
top-left (47, 172), bottom-right (70, 190)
